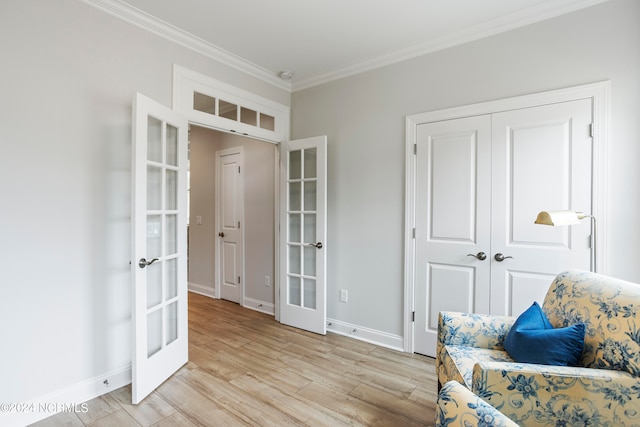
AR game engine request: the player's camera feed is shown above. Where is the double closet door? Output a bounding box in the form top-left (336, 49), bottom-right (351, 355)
top-left (414, 99), bottom-right (593, 357)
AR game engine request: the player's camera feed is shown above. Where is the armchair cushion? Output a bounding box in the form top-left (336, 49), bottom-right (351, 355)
top-left (472, 361), bottom-right (640, 426)
top-left (504, 302), bottom-right (586, 366)
top-left (437, 380), bottom-right (519, 427)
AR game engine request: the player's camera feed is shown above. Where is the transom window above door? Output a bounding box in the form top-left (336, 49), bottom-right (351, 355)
top-left (193, 92), bottom-right (276, 131)
top-left (173, 65), bottom-right (289, 142)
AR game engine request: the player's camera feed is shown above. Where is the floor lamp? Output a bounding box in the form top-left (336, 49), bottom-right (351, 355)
top-left (534, 210), bottom-right (597, 273)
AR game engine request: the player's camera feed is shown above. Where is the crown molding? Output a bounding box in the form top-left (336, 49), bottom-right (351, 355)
top-left (82, 0), bottom-right (608, 93)
top-left (80, 0), bottom-right (292, 92)
top-left (291, 0), bottom-right (610, 91)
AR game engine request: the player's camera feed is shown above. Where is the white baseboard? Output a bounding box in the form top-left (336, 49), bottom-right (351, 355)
top-left (188, 282), bottom-right (215, 298)
top-left (187, 289), bottom-right (274, 316)
top-left (1, 365), bottom-right (131, 427)
top-left (243, 297), bottom-right (275, 316)
top-left (327, 318), bottom-right (404, 352)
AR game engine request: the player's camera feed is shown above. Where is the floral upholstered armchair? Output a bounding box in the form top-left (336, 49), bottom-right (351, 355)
top-left (437, 270), bottom-right (640, 426)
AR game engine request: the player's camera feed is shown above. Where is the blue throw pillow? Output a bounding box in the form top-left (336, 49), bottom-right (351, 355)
top-left (504, 302), bottom-right (585, 366)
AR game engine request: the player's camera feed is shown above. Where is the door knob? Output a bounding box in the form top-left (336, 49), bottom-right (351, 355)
top-left (466, 252), bottom-right (487, 260)
top-left (138, 258), bottom-right (159, 269)
top-left (218, 232), bottom-right (225, 238)
top-left (494, 253), bottom-right (513, 262)
top-left (308, 242), bottom-right (323, 249)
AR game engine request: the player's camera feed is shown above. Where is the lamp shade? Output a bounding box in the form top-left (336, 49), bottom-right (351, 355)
top-left (534, 210), bottom-right (586, 226)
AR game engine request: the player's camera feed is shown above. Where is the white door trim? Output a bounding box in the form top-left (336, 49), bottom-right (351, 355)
top-left (404, 81), bottom-right (610, 352)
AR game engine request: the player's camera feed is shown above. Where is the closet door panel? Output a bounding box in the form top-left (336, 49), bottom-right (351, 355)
top-left (490, 99), bottom-right (593, 316)
top-left (413, 115), bottom-right (492, 356)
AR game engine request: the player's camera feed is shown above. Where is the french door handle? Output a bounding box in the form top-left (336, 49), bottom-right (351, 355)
top-left (494, 253), bottom-right (513, 262)
top-left (466, 252), bottom-right (487, 261)
top-left (138, 257), bottom-right (159, 269)
top-left (308, 242), bottom-right (323, 249)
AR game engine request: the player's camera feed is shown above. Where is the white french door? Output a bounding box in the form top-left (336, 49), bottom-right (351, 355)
top-left (131, 93), bottom-right (189, 404)
top-left (216, 148), bottom-right (244, 304)
top-left (414, 99), bottom-right (593, 356)
top-left (279, 136), bottom-right (327, 335)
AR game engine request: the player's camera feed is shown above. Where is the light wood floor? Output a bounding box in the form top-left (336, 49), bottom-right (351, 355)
top-left (34, 293), bottom-right (437, 426)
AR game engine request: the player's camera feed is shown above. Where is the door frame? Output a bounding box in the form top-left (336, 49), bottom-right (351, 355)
top-left (173, 65), bottom-right (289, 322)
top-left (403, 81), bottom-right (610, 352)
top-left (214, 146), bottom-right (245, 303)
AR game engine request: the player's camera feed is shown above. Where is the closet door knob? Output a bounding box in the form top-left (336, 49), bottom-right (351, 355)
top-left (494, 253), bottom-right (513, 262)
top-left (466, 252), bottom-right (487, 260)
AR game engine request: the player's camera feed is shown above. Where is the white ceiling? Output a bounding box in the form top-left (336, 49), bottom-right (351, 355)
top-left (92, 0), bottom-right (608, 91)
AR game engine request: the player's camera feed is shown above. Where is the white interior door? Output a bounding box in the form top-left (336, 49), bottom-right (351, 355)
top-left (489, 99), bottom-right (592, 316)
top-left (279, 136), bottom-right (327, 335)
top-left (132, 93), bottom-right (188, 404)
top-left (217, 148), bottom-right (244, 304)
top-left (414, 116), bottom-right (492, 356)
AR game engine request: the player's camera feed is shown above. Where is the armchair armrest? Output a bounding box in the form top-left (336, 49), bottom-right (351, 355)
top-left (437, 380), bottom-right (519, 427)
top-left (472, 362), bottom-right (640, 427)
top-left (438, 311), bottom-right (515, 351)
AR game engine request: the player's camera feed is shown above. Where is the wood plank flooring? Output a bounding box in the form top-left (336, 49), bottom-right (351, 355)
top-left (33, 293), bottom-right (437, 426)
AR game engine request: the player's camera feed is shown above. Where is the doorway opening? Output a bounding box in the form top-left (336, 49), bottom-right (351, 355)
top-left (187, 125), bottom-right (278, 315)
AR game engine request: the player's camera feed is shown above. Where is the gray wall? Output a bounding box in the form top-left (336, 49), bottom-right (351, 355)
top-left (188, 126), bottom-right (276, 307)
top-left (0, 0), bottom-right (288, 409)
top-left (291, 0), bottom-right (640, 337)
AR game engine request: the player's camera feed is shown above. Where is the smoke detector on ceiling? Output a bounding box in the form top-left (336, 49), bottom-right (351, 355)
top-left (278, 70), bottom-right (294, 81)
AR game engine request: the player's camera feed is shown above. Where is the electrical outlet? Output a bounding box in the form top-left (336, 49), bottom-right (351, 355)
top-left (196, 215), bottom-right (202, 225)
top-left (264, 275), bottom-right (271, 287)
top-left (340, 289), bottom-right (348, 303)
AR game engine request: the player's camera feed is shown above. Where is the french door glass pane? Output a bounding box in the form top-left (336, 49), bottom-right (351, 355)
top-left (147, 309), bottom-right (162, 358)
top-left (303, 279), bottom-right (316, 309)
top-left (304, 181), bottom-right (316, 211)
top-left (147, 215), bottom-right (162, 258)
top-left (166, 302), bottom-right (178, 345)
top-left (147, 166), bottom-right (162, 210)
top-left (289, 214), bottom-right (301, 243)
top-left (166, 125), bottom-right (178, 166)
top-left (289, 182), bottom-right (301, 211)
top-left (166, 170), bottom-right (177, 210)
top-left (304, 247), bottom-right (316, 276)
top-left (147, 262), bottom-right (162, 308)
top-left (303, 214), bottom-right (316, 243)
top-left (166, 258), bottom-right (177, 300)
top-left (304, 148), bottom-right (317, 178)
top-left (147, 117), bottom-right (163, 163)
top-left (289, 276), bottom-right (301, 306)
top-left (289, 245), bottom-right (301, 274)
top-left (289, 150), bottom-right (302, 179)
top-left (166, 214), bottom-right (177, 255)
